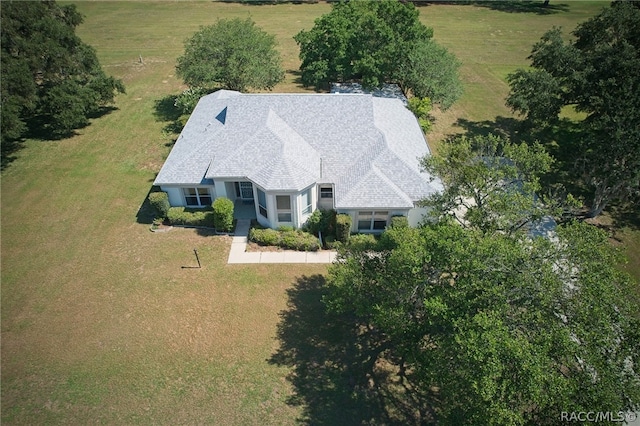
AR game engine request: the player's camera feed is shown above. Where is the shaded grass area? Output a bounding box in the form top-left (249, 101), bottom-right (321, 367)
top-left (270, 275), bottom-right (436, 424)
top-left (2, 1), bottom-right (636, 424)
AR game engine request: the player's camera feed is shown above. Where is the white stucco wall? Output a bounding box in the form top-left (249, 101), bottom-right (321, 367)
top-left (407, 207), bottom-right (429, 228)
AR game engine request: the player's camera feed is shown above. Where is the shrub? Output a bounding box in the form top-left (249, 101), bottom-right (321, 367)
top-left (324, 235), bottom-right (340, 250)
top-left (249, 228), bottom-right (280, 246)
top-left (167, 207), bottom-right (214, 227)
top-left (304, 209), bottom-right (336, 237)
top-left (249, 228), bottom-right (320, 251)
top-left (408, 96), bottom-right (433, 133)
top-left (213, 197), bottom-right (234, 232)
top-left (148, 191), bottom-right (170, 218)
top-left (347, 233), bottom-right (379, 251)
top-left (389, 215), bottom-right (409, 229)
top-left (335, 214), bottom-right (352, 243)
top-left (282, 230), bottom-right (320, 251)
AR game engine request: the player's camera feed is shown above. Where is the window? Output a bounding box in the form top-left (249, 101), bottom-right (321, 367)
top-left (357, 211), bottom-right (388, 231)
top-left (257, 189), bottom-right (268, 218)
top-left (183, 187), bottom-right (212, 207)
top-left (276, 195), bottom-right (292, 222)
top-left (320, 187), bottom-right (333, 199)
top-left (301, 189), bottom-right (312, 215)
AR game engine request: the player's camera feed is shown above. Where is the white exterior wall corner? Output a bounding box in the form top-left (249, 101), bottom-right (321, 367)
top-left (408, 206), bottom-right (430, 228)
top-left (160, 186), bottom-right (184, 207)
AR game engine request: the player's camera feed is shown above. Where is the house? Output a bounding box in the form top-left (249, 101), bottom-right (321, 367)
top-left (153, 90), bottom-right (443, 233)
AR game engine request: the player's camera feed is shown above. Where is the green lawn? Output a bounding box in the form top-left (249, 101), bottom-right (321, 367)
top-left (2, 1), bottom-right (635, 424)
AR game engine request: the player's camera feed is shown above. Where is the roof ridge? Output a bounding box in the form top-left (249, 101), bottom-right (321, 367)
top-left (370, 164), bottom-right (415, 206)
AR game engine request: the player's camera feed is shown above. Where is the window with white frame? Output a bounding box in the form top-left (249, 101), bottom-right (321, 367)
top-left (276, 195), bottom-right (292, 222)
top-left (301, 188), bottom-right (312, 215)
top-left (320, 186), bottom-right (333, 199)
top-left (357, 211), bottom-right (389, 231)
top-left (257, 189), bottom-right (268, 218)
top-left (183, 187), bottom-right (212, 207)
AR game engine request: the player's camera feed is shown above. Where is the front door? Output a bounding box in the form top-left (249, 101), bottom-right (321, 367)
top-left (238, 181), bottom-right (254, 200)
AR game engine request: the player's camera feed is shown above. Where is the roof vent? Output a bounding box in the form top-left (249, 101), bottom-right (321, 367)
top-left (215, 107), bottom-right (227, 124)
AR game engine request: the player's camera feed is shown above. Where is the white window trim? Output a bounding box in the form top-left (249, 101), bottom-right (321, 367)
top-left (320, 186), bottom-right (333, 199)
top-left (301, 189), bottom-right (313, 215)
top-left (357, 211), bottom-right (389, 231)
top-left (257, 189), bottom-right (268, 218)
top-left (183, 187), bottom-right (212, 207)
top-left (276, 195), bottom-right (292, 223)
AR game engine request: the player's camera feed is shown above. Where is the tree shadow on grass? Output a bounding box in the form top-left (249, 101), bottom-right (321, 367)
top-left (154, 94), bottom-right (185, 135)
top-left (1, 138), bottom-right (24, 171)
top-left (1, 106), bottom-right (118, 172)
top-left (414, 1), bottom-right (569, 15)
top-left (136, 186), bottom-right (159, 225)
top-left (270, 274), bottom-right (436, 425)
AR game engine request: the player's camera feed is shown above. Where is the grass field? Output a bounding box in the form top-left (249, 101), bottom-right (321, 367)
top-left (2, 1), bottom-right (634, 424)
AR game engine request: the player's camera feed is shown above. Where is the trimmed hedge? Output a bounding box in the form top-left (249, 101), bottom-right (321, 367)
top-left (167, 207), bottom-right (214, 228)
top-left (213, 197), bottom-right (234, 232)
top-left (389, 215), bottom-right (409, 229)
top-left (347, 233), bottom-right (378, 251)
top-left (335, 214), bottom-right (352, 243)
top-left (249, 228), bottom-right (320, 251)
top-left (148, 191), bottom-right (170, 218)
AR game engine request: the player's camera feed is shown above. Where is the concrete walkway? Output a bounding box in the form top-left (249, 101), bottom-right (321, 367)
top-left (227, 219), bottom-right (337, 264)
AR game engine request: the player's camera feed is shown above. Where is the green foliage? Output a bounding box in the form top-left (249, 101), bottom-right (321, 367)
top-left (407, 97), bottom-right (433, 132)
top-left (294, 0), bottom-right (462, 107)
top-left (421, 134), bottom-right (560, 235)
top-left (249, 228), bottom-right (280, 246)
top-left (345, 233), bottom-right (378, 252)
top-left (167, 207), bottom-right (214, 228)
top-left (399, 40), bottom-right (463, 110)
top-left (326, 220), bottom-right (640, 423)
top-left (174, 87), bottom-right (207, 115)
top-left (148, 191), bottom-right (170, 219)
top-left (389, 215), bottom-right (409, 229)
top-left (249, 228), bottom-right (320, 252)
top-left (335, 214), bottom-right (351, 243)
top-left (506, 2), bottom-right (640, 217)
top-left (176, 18), bottom-right (284, 92)
top-left (303, 209), bottom-right (336, 237)
top-left (1, 1), bottom-right (125, 143)
top-left (212, 197), bottom-right (234, 232)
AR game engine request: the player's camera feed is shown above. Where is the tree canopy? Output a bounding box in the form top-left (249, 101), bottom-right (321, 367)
top-left (506, 1), bottom-right (640, 217)
top-left (326, 219), bottom-right (639, 424)
top-left (176, 18), bottom-right (284, 93)
top-left (294, 0), bottom-right (462, 109)
top-left (419, 134), bottom-right (573, 235)
top-left (1, 0), bottom-right (125, 144)
top-left (322, 133), bottom-right (639, 423)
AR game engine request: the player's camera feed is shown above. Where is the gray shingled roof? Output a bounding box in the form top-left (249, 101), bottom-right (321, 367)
top-left (154, 90), bottom-right (442, 209)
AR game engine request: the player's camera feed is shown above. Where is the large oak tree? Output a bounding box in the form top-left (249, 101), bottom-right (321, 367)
top-left (294, 0), bottom-right (462, 109)
top-left (323, 134), bottom-right (639, 424)
top-left (1, 0), bottom-right (125, 144)
top-left (176, 18), bottom-right (284, 93)
top-left (506, 1), bottom-right (640, 217)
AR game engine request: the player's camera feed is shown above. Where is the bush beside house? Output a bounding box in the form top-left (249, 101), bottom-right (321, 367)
top-left (167, 207), bottom-right (215, 228)
top-left (213, 197), bottom-right (234, 232)
top-left (148, 191), bottom-right (170, 219)
top-left (249, 228), bottom-right (320, 251)
top-left (335, 214), bottom-right (351, 243)
top-left (389, 215), bottom-right (409, 229)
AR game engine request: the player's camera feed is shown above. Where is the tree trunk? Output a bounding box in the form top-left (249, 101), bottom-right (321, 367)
top-left (586, 203), bottom-right (606, 219)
